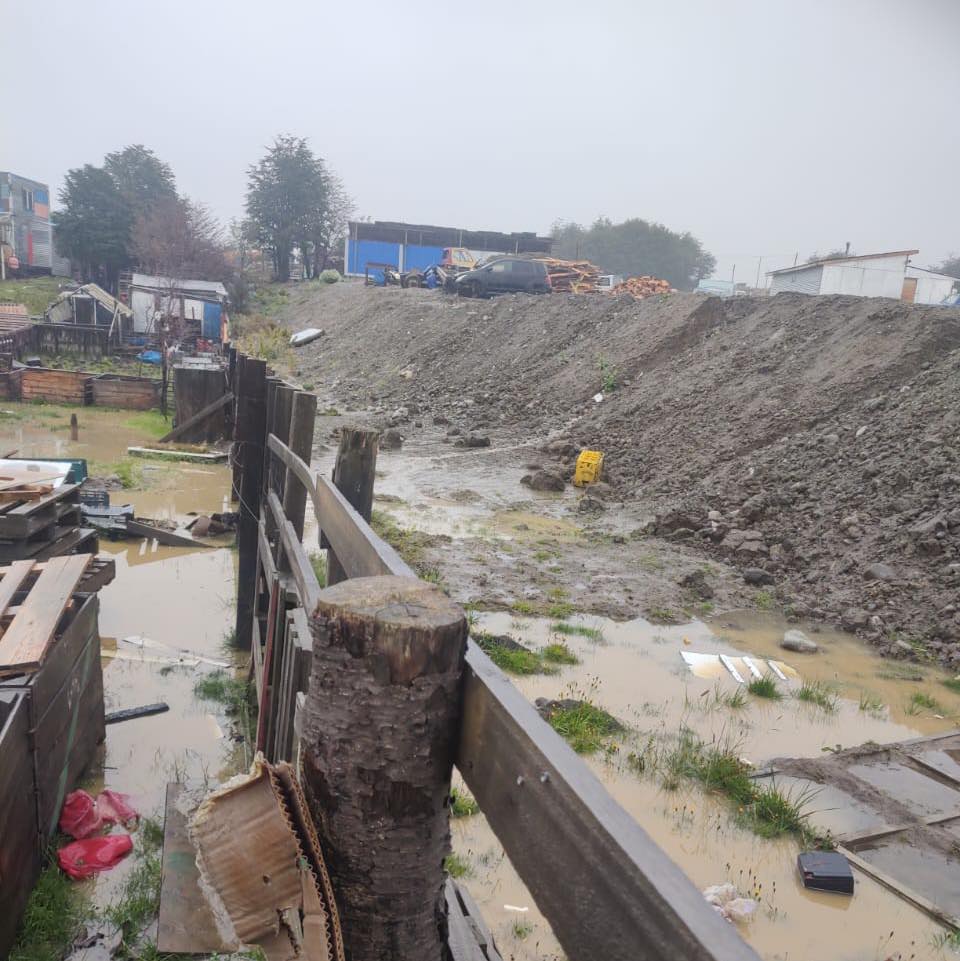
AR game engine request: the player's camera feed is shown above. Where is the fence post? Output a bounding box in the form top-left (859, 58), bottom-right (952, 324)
top-left (233, 357), bottom-right (267, 650)
top-left (326, 427), bottom-right (379, 586)
top-left (300, 575), bottom-right (467, 961)
top-left (282, 391), bottom-right (317, 542)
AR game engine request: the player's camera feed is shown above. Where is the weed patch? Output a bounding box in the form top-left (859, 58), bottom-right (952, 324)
top-left (754, 590), bottom-right (775, 611)
top-left (473, 631), bottom-right (555, 675)
top-left (942, 677), bottom-right (960, 695)
top-left (858, 690), bottom-right (886, 717)
top-left (747, 676), bottom-right (782, 700)
top-left (905, 690), bottom-right (942, 715)
top-left (123, 411), bottom-right (171, 440)
top-left (10, 855), bottom-right (87, 961)
top-left (309, 551), bottom-right (327, 588)
top-left (194, 671), bottom-right (257, 743)
top-left (450, 788), bottom-right (479, 818)
top-left (795, 682), bottom-right (839, 712)
top-left (550, 621), bottom-right (604, 642)
top-left (444, 853), bottom-right (472, 879)
top-left (547, 701), bottom-right (622, 754)
top-left (542, 642), bottom-right (579, 665)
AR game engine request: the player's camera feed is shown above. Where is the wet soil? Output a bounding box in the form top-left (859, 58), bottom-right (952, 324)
top-left (279, 281), bottom-right (960, 665)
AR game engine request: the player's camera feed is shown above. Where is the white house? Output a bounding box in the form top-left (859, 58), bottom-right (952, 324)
top-left (767, 250), bottom-right (958, 305)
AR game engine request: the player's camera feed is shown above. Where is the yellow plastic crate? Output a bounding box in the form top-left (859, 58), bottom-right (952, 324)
top-left (573, 450), bottom-right (604, 487)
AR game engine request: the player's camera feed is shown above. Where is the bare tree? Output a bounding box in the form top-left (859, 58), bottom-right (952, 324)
top-left (132, 196), bottom-right (230, 281)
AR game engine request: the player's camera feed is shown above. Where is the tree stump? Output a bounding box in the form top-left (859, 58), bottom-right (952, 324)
top-left (300, 575), bottom-right (467, 961)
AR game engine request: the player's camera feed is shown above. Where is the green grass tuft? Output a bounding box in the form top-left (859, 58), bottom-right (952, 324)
top-left (10, 856), bottom-right (87, 961)
top-left (473, 631), bottom-right (555, 675)
top-left (747, 676), bottom-right (782, 700)
top-left (546, 601), bottom-right (574, 620)
top-left (795, 682), bottom-right (839, 712)
top-left (450, 788), bottom-right (480, 818)
top-left (309, 551), bottom-right (327, 588)
top-left (550, 621), bottom-right (604, 642)
top-left (942, 677), bottom-right (960, 695)
top-left (542, 642), bottom-right (579, 665)
top-left (858, 690), bottom-right (886, 717)
top-left (905, 690), bottom-right (942, 715)
top-left (444, 852), bottom-right (472, 878)
top-left (194, 671), bottom-right (257, 743)
top-left (547, 702), bottom-right (622, 754)
top-left (754, 590), bottom-right (775, 611)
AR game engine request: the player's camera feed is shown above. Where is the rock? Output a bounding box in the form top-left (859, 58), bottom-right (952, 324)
top-left (781, 629), bottom-right (818, 654)
top-left (893, 639), bottom-right (914, 656)
top-left (455, 433), bottom-right (491, 449)
top-left (656, 509), bottom-right (705, 533)
top-left (577, 495), bottom-right (605, 514)
top-left (707, 509), bottom-right (723, 522)
top-left (521, 469), bottom-right (565, 492)
top-left (381, 429), bottom-right (403, 450)
top-left (743, 567), bottom-right (774, 586)
top-left (863, 562), bottom-right (898, 582)
top-left (841, 608), bottom-right (870, 632)
top-left (432, 414), bottom-right (450, 426)
top-left (680, 569), bottom-right (714, 600)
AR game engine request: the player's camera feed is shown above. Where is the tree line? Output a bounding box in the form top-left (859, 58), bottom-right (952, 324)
top-left (551, 217), bottom-right (716, 290)
top-left (51, 138), bottom-right (353, 300)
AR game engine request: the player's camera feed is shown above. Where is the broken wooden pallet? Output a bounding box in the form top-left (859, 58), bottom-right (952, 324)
top-left (0, 554), bottom-right (92, 676)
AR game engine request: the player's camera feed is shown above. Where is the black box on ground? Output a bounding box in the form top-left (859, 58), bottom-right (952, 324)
top-left (797, 851), bottom-right (854, 894)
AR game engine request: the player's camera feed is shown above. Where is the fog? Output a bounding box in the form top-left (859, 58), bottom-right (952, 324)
top-left (6, 0), bottom-right (958, 279)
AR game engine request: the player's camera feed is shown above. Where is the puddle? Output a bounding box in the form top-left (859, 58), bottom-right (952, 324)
top-left (1, 404), bottom-right (240, 909)
top-left (452, 610), bottom-right (960, 960)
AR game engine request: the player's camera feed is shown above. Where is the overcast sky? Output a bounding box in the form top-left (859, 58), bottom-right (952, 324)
top-left (6, 0), bottom-right (959, 282)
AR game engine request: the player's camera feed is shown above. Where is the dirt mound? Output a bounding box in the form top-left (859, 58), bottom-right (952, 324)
top-left (282, 283), bottom-right (960, 662)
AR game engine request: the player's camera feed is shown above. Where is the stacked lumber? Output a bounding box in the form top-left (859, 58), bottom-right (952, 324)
top-left (612, 276), bottom-right (673, 299)
top-left (535, 258), bottom-right (602, 293)
top-left (0, 477), bottom-right (97, 561)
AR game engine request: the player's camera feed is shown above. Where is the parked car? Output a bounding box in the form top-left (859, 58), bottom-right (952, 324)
top-left (452, 258), bottom-right (551, 297)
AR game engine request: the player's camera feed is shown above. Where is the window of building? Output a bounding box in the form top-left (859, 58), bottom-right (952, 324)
top-left (22, 189), bottom-right (34, 212)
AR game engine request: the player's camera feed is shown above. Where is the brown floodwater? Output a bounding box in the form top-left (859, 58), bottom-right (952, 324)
top-left (455, 610), bottom-right (960, 961)
top-left (1, 404), bottom-right (239, 907)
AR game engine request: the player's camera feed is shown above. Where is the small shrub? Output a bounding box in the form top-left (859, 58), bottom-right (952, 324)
top-left (511, 920), bottom-right (533, 940)
top-left (905, 690), bottom-right (942, 715)
top-left (319, 269), bottom-right (341, 284)
top-left (754, 590), bottom-right (775, 611)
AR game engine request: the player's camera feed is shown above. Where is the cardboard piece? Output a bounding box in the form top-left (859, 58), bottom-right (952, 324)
top-left (189, 755), bottom-right (344, 961)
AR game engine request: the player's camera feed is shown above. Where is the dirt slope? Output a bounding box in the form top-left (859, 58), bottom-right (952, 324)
top-left (281, 282), bottom-right (960, 663)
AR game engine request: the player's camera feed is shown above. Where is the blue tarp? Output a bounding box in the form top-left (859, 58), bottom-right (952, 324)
top-left (137, 350), bottom-right (162, 365)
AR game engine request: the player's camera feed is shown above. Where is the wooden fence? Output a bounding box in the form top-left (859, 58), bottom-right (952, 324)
top-left (227, 348), bottom-right (760, 961)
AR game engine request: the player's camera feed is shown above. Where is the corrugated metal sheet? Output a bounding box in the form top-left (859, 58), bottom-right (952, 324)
top-left (402, 245), bottom-right (444, 272)
top-left (129, 274), bottom-right (228, 297)
top-left (347, 239), bottom-right (400, 275)
top-left (769, 265), bottom-right (822, 295)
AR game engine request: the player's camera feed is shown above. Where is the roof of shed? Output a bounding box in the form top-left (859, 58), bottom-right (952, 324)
top-left (768, 250), bottom-right (920, 276)
top-left (52, 283), bottom-right (133, 317)
top-left (130, 273), bottom-right (228, 297)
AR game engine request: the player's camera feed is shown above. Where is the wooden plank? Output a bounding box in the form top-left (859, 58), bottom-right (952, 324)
top-left (158, 783), bottom-right (231, 954)
top-left (266, 491), bottom-right (321, 614)
top-left (125, 518), bottom-right (212, 549)
top-left (282, 392), bottom-right (317, 541)
top-left (839, 845), bottom-right (960, 930)
top-left (0, 560), bottom-right (34, 619)
top-left (327, 427), bottom-right (379, 586)
top-left (455, 643), bottom-right (761, 961)
top-left (157, 390), bottom-right (233, 443)
top-left (128, 447), bottom-right (227, 463)
top-left (255, 575), bottom-right (280, 753)
top-left (0, 555), bottom-right (92, 676)
top-left (445, 878), bottom-right (486, 961)
top-left (267, 434), bottom-right (413, 580)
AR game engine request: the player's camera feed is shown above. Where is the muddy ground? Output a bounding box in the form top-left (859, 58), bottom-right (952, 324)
top-left (273, 281), bottom-right (960, 666)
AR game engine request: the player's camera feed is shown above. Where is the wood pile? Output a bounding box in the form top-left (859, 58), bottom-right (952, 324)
top-left (535, 258), bottom-right (602, 293)
top-left (612, 276), bottom-right (673, 299)
top-left (0, 467), bottom-right (97, 561)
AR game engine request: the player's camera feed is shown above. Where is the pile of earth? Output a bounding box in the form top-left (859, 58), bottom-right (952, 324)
top-left (279, 282), bottom-right (960, 664)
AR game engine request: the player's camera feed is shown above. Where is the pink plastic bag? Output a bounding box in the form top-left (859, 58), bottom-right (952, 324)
top-left (59, 791), bottom-right (102, 839)
top-left (98, 790), bottom-right (138, 828)
top-left (58, 835), bottom-right (133, 880)
top-left (59, 789), bottom-right (139, 839)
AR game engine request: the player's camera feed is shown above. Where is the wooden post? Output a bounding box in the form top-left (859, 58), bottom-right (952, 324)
top-left (282, 391), bottom-right (317, 542)
top-left (234, 357), bottom-right (267, 650)
top-left (230, 354), bottom-right (245, 504)
top-left (69, 413), bottom-right (78, 441)
top-left (326, 428), bottom-right (379, 586)
top-left (300, 575), bottom-right (467, 961)
top-left (268, 385), bottom-right (295, 500)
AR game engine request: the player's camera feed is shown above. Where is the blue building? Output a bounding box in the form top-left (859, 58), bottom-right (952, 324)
top-left (344, 220), bottom-right (553, 277)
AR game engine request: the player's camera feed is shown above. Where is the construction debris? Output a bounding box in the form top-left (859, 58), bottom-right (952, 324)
top-left (612, 276), bottom-right (673, 299)
top-left (534, 258), bottom-right (602, 293)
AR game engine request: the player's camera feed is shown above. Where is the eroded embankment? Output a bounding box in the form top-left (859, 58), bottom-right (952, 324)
top-left (281, 283), bottom-right (960, 663)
